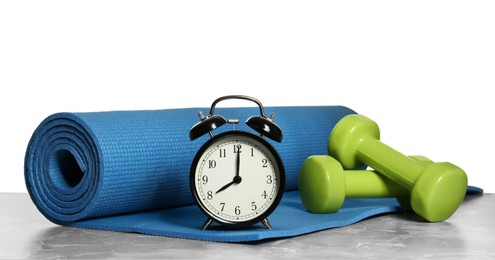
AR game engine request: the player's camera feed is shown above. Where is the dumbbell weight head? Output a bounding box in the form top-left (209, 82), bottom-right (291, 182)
top-left (411, 162), bottom-right (468, 221)
top-left (394, 156), bottom-right (467, 217)
top-left (299, 156), bottom-right (346, 213)
top-left (395, 155), bottom-right (432, 211)
top-left (328, 114), bottom-right (379, 169)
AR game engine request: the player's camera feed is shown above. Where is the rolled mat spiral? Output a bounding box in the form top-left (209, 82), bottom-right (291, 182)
top-left (24, 106), bottom-right (483, 242)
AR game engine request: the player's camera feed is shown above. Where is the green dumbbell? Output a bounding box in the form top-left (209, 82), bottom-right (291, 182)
top-left (298, 155), bottom-right (432, 213)
top-left (328, 114), bottom-right (468, 222)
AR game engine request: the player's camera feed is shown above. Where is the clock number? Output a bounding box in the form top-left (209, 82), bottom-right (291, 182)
top-left (266, 175), bottom-right (273, 184)
top-left (235, 206), bottom-right (241, 215)
top-left (208, 160), bottom-right (216, 169)
top-left (261, 190), bottom-right (268, 199)
top-left (251, 148), bottom-right (254, 157)
top-left (251, 201), bottom-right (257, 211)
top-left (202, 175), bottom-right (208, 185)
top-left (207, 190), bottom-right (213, 200)
top-left (262, 158), bottom-right (268, 167)
top-left (219, 149), bottom-right (226, 158)
top-left (220, 202), bottom-right (225, 211)
top-left (233, 144), bottom-right (242, 153)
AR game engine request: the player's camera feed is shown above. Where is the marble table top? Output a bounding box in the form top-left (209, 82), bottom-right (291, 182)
top-left (1, 193), bottom-right (493, 259)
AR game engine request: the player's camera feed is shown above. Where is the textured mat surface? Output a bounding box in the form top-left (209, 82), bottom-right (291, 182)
top-left (24, 106), bottom-right (482, 242)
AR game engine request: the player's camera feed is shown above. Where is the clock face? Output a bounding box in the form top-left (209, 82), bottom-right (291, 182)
top-left (190, 131), bottom-right (285, 226)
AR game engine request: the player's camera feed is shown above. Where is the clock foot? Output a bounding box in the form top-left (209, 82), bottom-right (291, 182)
top-left (202, 218), bottom-right (213, 230)
top-left (261, 218), bottom-right (272, 230)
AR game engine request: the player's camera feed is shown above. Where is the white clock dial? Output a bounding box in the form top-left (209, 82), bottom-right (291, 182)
top-left (191, 131), bottom-right (284, 226)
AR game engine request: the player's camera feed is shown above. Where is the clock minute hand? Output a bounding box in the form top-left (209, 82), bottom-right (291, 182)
top-left (235, 148), bottom-right (241, 177)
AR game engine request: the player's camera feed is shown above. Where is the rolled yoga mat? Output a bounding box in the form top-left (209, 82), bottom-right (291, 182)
top-left (24, 106), bottom-right (483, 242)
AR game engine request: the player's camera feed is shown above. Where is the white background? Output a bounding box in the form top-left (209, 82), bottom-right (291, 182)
top-left (1, 1), bottom-right (493, 193)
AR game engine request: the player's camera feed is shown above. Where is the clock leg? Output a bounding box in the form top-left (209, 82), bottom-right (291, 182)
top-left (202, 218), bottom-right (213, 230)
top-left (261, 218), bottom-right (272, 230)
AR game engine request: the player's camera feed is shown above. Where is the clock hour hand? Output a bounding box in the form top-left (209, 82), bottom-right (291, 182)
top-left (216, 151), bottom-right (242, 194)
top-left (216, 175), bottom-right (242, 194)
top-left (215, 180), bottom-right (235, 194)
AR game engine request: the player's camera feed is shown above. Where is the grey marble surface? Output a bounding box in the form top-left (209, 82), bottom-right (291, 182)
top-left (0, 193), bottom-right (493, 259)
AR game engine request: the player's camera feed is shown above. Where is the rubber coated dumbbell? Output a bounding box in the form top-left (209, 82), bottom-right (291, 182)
top-left (328, 114), bottom-right (468, 222)
top-left (298, 155), bottom-right (432, 213)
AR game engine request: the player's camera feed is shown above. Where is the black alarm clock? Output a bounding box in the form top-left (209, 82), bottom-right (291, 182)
top-left (189, 95), bottom-right (285, 230)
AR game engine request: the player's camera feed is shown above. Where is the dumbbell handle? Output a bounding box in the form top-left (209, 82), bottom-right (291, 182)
top-left (345, 170), bottom-right (407, 198)
top-left (344, 154), bottom-right (432, 198)
top-left (358, 138), bottom-right (424, 189)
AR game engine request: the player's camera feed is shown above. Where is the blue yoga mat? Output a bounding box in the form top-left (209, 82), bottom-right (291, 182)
top-left (24, 106), bottom-right (483, 242)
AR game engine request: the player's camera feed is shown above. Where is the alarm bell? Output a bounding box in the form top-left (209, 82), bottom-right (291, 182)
top-left (189, 95), bottom-right (283, 142)
top-left (189, 115), bottom-right (227, 141)
top-left (246, 115), bottom-right (283, 142)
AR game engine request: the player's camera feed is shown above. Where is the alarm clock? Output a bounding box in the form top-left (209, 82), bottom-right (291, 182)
top-left (189, 95), bottom-right (285, 230)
